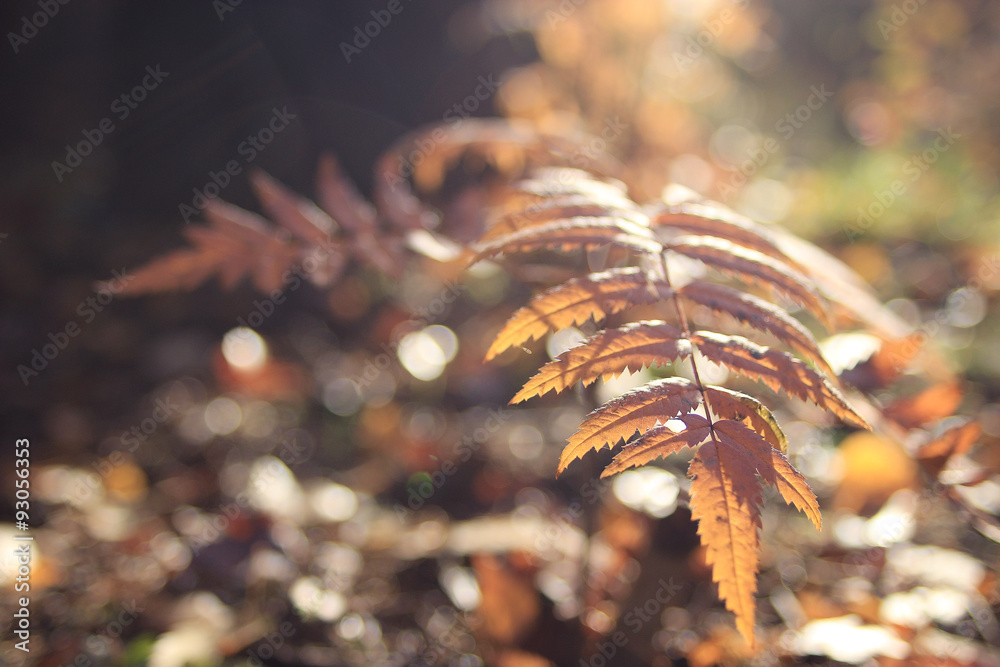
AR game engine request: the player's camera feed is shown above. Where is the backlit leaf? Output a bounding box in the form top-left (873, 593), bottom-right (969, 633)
top-left (687, 433), bottom-right (764, 646)
top-left (474, 218), bottom-right (662, 261)
top-left (692, 331), bottom-right (869, 429)
top-left (667, 235), bottom-right (831, 330)
top-left (486, 267), bottom-right (671, 361)
top-left (713, 419), bottom-right (821, 529)
top-left (601, 413), bottom-right (712, 477)
top-left (651, 201), bottom-right (805, 274)
top-left (511, 321), bottom-right (690, 403)
top-left (704, 386), bottom-right (788, 454)
top-left (560, 377), bottom-right (701, 474)
top-left (679, 280), bottom-right (834, 376)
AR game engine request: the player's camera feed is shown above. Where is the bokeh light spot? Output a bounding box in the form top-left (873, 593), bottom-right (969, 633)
top-left (221, 327), bottom-right (267, 371)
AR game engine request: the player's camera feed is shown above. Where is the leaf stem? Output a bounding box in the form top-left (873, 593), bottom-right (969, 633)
top-left (658, 251), bottom-right (713, 427)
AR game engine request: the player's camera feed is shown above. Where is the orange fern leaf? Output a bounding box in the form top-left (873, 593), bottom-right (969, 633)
top-left (666, 235), bottom-right (832, 330)
top-left (686, 429), bottom-right (765, 646)
top-left (651, 202), bottom-right (805, 274)
top-left (250, 170), bottom-right (337, 246)
top-left (679, 281), bottom-right (834, 377)
top-left (483, 197), bottom-right (648, 242)
top-left (474, 218), bottom-right (661, 261)
top-left (691, 331), bottom-right (869, 429)
top-left (485, 267), bottom-right (671, 361)
top-left (703, 386), bottom-right (788, 454)
top-left (559, 377), bottom-right (701, 474)
top-left (511, 321), bottom-right (691, 403)
top-left (315, 154), bottom-right (379, 234)
top-left (601, 413), bottom-right (712, 477)
top-left (713, 419), bottom-right (821, 529)
top-left (769, 228), bottom-right (912, 338)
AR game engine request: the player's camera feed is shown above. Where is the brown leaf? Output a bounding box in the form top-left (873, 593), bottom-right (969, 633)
top-left (114, 199), bottom-right (302, 295)
top-left (485, 267), bottom-right (671, 361)
top-left (703, 386), bottom-right (788, 454)
top-left (868, 333), bottom-right (924, 382)
top-left (315, 154), bottom-right (379, 234)
top-left (514, 169), bottom-right (630, 202)
top-left (474, 218), bottom-right (661, 261)
top-left (679, 280), bottom-right (834, 376)
top-left (250, 169), bottom-right (336, 245)
top-left (483, 197), bottom-right (647, 242)
top-left (917, 421), bottom-right (981, 477)
top-left (840, 333), bottom-right (924, 392)
top-left (691, 331), bottom-right (870, 429)
top-left (919, 420), bottom-right (980, 460)
top-left (687, 432), bottom-right (764, 647)
top-left (651, 201), bottom-right (805, 274)
top-left (713, 419), bottom-right (821, 529)
top-left (884, 382), bottom-right (964, 430)
top-left (559, 377), bottom-right (701, 474)
top-left (471, 553), bottom-right (541, 646)
top-left (601, 413), bottom-right (711, 477)
top-left (511, 321), bottom-right (691, 403)
top-left (667, 235), bottom-right (832, 330)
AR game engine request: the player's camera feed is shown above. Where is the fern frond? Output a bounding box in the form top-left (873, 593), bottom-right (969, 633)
top-left (560, 377), bottom-right (701, 474)
top-left (691, 331), bottom-right (869, 429)
top-left (666, 235), bottom-right (832, 329)
top-left (486, 267), bottom-right (670, 361)
top-left (511, 321), bottom-right (691, 403)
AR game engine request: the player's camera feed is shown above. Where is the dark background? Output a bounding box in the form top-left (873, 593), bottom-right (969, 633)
top-left (0, 0), bottom-right (533, 458)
